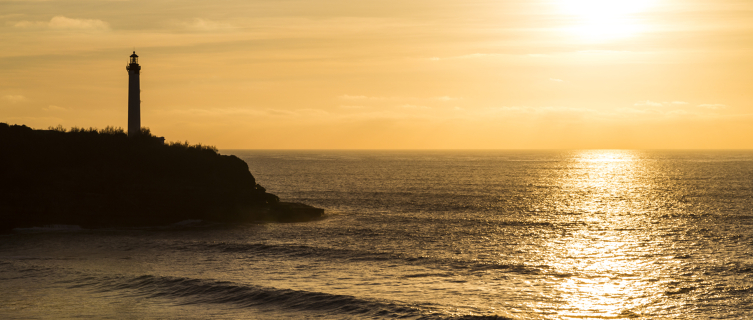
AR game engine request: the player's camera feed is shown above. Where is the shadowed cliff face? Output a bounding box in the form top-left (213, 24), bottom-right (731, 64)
top-left (0, 123), bottom-right (282, 229)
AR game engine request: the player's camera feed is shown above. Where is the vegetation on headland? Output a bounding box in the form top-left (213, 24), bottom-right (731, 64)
top-left (0, 123), bottom-right (323, 230)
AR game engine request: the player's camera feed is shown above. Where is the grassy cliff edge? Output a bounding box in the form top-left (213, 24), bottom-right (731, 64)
top-left (0, 123), bottom-right (323, 230)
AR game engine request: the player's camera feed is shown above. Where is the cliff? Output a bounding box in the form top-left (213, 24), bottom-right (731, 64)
top-left (0, 123), bottom-right (323, 230)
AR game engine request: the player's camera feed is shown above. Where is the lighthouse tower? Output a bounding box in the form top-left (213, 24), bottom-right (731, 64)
top-left (126, 51), bottom-right (141, 136)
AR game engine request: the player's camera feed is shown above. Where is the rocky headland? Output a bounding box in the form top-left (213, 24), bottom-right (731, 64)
top-left (0, 123), bottom-right (323, 230)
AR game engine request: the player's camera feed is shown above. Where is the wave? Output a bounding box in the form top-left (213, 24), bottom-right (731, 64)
top-left (12, 224), bottom-right (83, 232)
top-left (177, 241), bottom-right (566, 278)
top-left (64, 274), bottom-right (513, 319)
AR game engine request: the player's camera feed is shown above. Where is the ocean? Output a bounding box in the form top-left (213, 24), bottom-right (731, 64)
top-left (2, 150), bottom-right (752, 319)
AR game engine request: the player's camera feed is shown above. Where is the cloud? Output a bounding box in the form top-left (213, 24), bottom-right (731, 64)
top-left (1, 14), bottom-right (25, 21)
top-left (478, 105), bottom-right (723, 122)
top-left (49, 16), bottom-right (108, 30)
top-left (3, 95), bottom-right (27, 103)
top-left (337, 110), bottom-right (438, 122)
top-left (339, 94), bottom-right (460, 102)
top-left (12, 20), bottom-right (46, 28)
top-left (634, 100), bottom-right (664, 107)
top-left (458, 53), bottom-right (499, 59)
top-left (259, 109), bottom-right (298, 117)
top-left (616, 107), bottom-right (652, 115)
top-left (426, 53), bottom-right (507, 61)
top-left (163, 107), bottom-right (330, 118)
top-left (43, 105), bottom-right (66, 111)
top-left (176, 18), bottom-right (233, 31)
top-left (164, 108), bottom-right (265, 117)
top-left (576, 50), bottom-right (633, 54)
top-left (295, 108), bottom-right (330, 116)
top-left (436, 53), bottom-right (503, 60)
top-left (399, 104), bottom-right (430, 110)
top-left (473, 106), bottom-right (604, 123)
top-left (549, 78), bottom-right (564, 82)
top-left (14, 16), bottom-right (109, 30)
top-left (486, 106), bottom-right (595, 115)
top-left (340, 105), bottom-right (368, 109)
top-left (666, 110), bottom-right (690, 116)
top-left (633, 101), bottom-right (697, 108)
top-left (338, 94), bottom-right (385, 100)
top-left (697, 104), bottom-right (727, 109)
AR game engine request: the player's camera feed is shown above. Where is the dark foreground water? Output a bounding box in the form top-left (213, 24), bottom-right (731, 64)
top-left (2, 150), bottom-right (752, 319)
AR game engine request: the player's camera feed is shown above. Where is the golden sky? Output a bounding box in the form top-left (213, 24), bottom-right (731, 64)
top-left (1, 0), bottom-right (752, 149)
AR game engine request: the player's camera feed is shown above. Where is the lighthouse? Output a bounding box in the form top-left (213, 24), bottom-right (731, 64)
top-left (126, 51), bottom-right (141, 136)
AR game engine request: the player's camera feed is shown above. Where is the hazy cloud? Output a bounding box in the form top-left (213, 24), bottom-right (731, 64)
top-left (399, 104), bottom-right (430, 110)
top-left (339, 95), bottom-right (386, 100)
top-left (338, 110), bottom-right (438, 122)
top-left (12, 21), bottom-right (46, 28)
top-left (666, 110), bottom-right (690, 116)
top-left (633, 101), bottom-right (697, 107)
top-left (434, 96), bottom-right (460, 101)
top-left (479, 105), bottom-right (719, 121)
top-left (549, 78), bottom-right (564, 82)
top-left (49, 16), bottom-right (108, 30)
top-left (3, 95), bottom-right (27, 103)
top-left (14, 16), bottom-right (109, 30)
top-left (340, 95), bottom-right (459, 102)
top-left (458, 53), bottom-right (498, 59)
top-left (295, 108), bottom-right (330, 116)
top-left (616, 107), bottom-right (652, 115)
top-left (427, 53), bottom-right (507, 61)
top-left (43, 105), bottom-right (66, 111)
top-left (697, 104), bottom-right (727, 109)
top-left (166, 107), bottom-right (330, 118)
top-left (164, 108), bottom-right (265, 117)
top-left (487, 106), bottom-right (595, 115)
top-left (576, 50), bottom-right (633, 54)
top-left (0, 14), bottom-right (24, 19)
top-left (634, 100), bottom-right (664, 107)
top-left (176, 18), bottom-right (234, 32)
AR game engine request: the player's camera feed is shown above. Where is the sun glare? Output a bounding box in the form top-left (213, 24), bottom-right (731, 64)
top-left (556, 0), bottom-right (655, 41)
top-left (558, 0), bottom-right (654, 17)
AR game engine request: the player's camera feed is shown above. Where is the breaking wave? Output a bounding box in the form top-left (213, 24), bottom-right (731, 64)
top-left (63, 274), bottom-right (513, 320)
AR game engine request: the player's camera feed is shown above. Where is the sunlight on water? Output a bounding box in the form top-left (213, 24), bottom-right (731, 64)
top-left (548, 150), bottom-right (658, 318)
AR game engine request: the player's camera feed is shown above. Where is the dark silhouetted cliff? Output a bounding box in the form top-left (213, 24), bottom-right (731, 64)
top-left (0, 123), bottom-right (323, 230)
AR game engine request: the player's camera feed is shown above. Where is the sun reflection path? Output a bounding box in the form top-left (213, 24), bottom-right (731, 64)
top-left (542, 150), bottom-right (671, 319)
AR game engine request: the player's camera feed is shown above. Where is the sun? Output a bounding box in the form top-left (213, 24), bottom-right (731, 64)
top-left (558, 0), bottom-right (653, 17)
top-left (555, 0), bottom-right (655, 41)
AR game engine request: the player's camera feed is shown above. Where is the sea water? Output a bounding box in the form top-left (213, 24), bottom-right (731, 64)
top-left (1, 150), bottom-right (752, 319)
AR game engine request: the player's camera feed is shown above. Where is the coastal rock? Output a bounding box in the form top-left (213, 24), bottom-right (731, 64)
top-left (268, 202), bottom-right (326, 222)
top-left (0, 123), bottom-right (323, 230)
